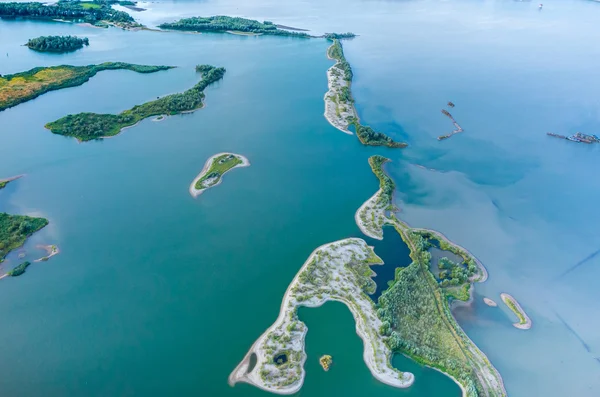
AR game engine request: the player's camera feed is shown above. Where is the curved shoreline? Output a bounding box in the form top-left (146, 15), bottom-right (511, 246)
top-left (324, 42), bottom-right (356, 135)
top-left (229, 239), bottom-right (414, 394)
top-left (189, 153), bottom-right (250, 198)
top-left (500, 293), bottom-right (532, 330)
top-left (354, 189), bottom-right (385, 240)
top-left (33, 244), bottom-right (60, 262)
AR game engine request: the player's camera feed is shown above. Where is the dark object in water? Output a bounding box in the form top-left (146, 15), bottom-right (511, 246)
top-left (447, 101), bottom-right (455, 108)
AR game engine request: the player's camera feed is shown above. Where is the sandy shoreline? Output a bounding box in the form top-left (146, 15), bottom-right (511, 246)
top-left (483, 298), bottom-right (498, 307)
top-left (500, 293), bottom-right (532, 330)
top-left (229, 239), bottom-right (414, 394)
top-left (354, 189), bottom-right (385, 240)
top-left (33, 244), bottom-right (60, 262)
top-left (323, 42), bottom-right (356, 134)
top-left (189, 153), bottom-right (250, 198)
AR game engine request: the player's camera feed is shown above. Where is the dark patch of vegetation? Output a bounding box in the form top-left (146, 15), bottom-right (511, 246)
top-left (158, 15), bottom-right (310, 37)
top-left (46, 65), bottom-right (226, 141)
top-left (26, 35), bottom-right (89, 53)
top-left (0, 213), bottom-right (48, 260)
top-left (273, 352), bottom-right (288, 366)
top-left (368, 155), bottom-right (395, 204)
top-left (327, 39), bottom-right (353, 81)
top-left (324, 32), bottom-right (356, 40)
top-left (438, 257), bottom-right (476, 288)
top-left (0, 62), bottom-right (173, 112)
top-left (0, 181), bottom-right (7, 190)
top-left (8, 261), bottom-right (31, 277)
top-left (0, 1), bottom-right (139, 28)
top-left (353, 122), bottom-right (408, 148)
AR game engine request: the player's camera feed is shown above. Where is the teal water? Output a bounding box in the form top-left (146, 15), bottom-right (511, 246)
top-left (2, 1), bottom-right (600, 396)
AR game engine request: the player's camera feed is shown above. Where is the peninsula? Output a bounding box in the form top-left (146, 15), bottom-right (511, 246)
top-left (26, 35), bottom-right (89, 53)
top-left (0, 175), bottom-right (23, 190)
top-left (500, 293), bottom-right (531, 330)
top-left (158, 16), bottom-right (310, 37)
top-left (325, 40), bottom-right (407, 148)
top-left (0, 63), bottom-right (173, 112)
top-left (189, 153), bottom-right (250, 197)
top-left (229, 238), bottom-right (415, 394)
top-left (0, 213), bottom-right (48, 261)
top-left (45, 65), bottom-right (225, 141)
top-left (0, 1), bottom-right (140, 29)
top-left (355, 156), bottom-right (505, 396)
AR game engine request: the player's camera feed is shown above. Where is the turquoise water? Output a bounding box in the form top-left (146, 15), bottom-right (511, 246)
top-left (2, 1), bottom-right (600, 396)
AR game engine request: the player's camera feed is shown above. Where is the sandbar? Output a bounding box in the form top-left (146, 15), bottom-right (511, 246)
top-left (483, 297), bottom-right (498, 307)
top-left (500, 293), bottom-right (532, 330)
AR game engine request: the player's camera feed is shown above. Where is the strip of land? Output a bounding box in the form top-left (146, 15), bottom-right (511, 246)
top-left (45, 65), bottom-right (225, 141)
top-left (353, 155), bottom-right (505, 397)
top-left (483, 298), bottom-right (498, 307)
top-left (229, 238), bottom-right (414, 394)
top-left (0, 174), bottom-right (24, 190)
top-left (324, 40), bottom-right (407, 148)
top-left (500, 293), bottom-right (531, 330)
top-left (189, 153), bottom-right (250, 198)
top-left (0, 63), bottom-right (172, 112)
top-left (33, 244), bottom-right (60, 262)
top-left (158, 16), bottom-right (311, 37)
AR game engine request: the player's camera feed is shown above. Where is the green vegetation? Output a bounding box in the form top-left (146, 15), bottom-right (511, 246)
top-left (327, 39), bottom-right (407, 148)
top-left (7, 261), bottom-right (31, 277)
top-left (195, 154), bottom-right (242, 189)
top-left (0, 1), bottom-right (139, 28)
top-left (46, 65), bottom-right (226, 141)
top-left (0, 181), bottom-right (7, 190)
top-left (324, 32), bottom-right (356, 40)
top-left (0, 213), bottom-right (48, 260)
top-left (158, 16), bottom-right (310, 37)
top-left (0, 62), bottom-right (173, 112)
top-left (438, 257), bottom-right (477, 288)
top-left (503, 297), bottom-right (526, 325)
top-left (369, 155), bottom-right (395, 204)
top-left (26, 35), bottom-right (89, 52)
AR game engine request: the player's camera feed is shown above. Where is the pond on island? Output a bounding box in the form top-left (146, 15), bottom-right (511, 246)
top-left (428, 246), bottom-right (464, 280)
top-left (357, 226), bottom-right (412, 301)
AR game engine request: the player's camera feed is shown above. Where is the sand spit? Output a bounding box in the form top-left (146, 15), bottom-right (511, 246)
top-left (229, 238), bottom-right (414, 394)
top-left (354, 189), bottom-right (387, 240)
top-left (483, 298), bottom-right (498, 307)
top-left (500, 293), bottom-right (532, 330)
top-left (189, 153), bottom-right (250, 198)
top-left (324, 42), bottom-right (356, 134)
top-left (33, 244), bottom-right (60, 262)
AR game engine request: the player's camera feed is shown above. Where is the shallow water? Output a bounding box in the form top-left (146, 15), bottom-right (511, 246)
top-left (1, 1), bottom-right (600, 396)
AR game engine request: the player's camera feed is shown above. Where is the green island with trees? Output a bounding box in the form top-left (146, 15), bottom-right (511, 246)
top-left (0, 1), bottom-right (140, 29)
top-left (326, 39), bottom-right (407, 148)
top-left (0, 213), bottom-right (48, 261)
top-left (45, 65), bottom-right (226, 141)
top-left (0, 62), bottom-right (173, 112)
top-left (195, 154), bottom-right (242, 189)
top-left (26, 35), bottom-right (89, 52)
top-left (7, 261), bottom-right (31, 277)
top-left (158, 15), bottom-right (311, 37)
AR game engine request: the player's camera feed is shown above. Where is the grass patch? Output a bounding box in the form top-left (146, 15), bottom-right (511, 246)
top-left (195, 154), bottom-right (242, 189)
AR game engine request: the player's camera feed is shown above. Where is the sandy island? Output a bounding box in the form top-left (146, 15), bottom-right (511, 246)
top-left (229, 238), bottom-right (414, 394)
top-left (355, 189), bottom-right (387, 240)
top-left (0, 174), bottom-right (24, 187)
top-left (33, 244), bottom-right (60, 263)
top-left (324, 42), bottom-right (356, 135)
top-left (189, 153), bottom-right (250, 198)
top-left (483, 298), bottom-right (498, 307)
top-left (500, 293), bottom-right (532, 330)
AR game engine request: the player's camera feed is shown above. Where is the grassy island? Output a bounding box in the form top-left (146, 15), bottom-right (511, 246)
top-left (0, 62), bottom-right (173, 112)
top-left (159, 15), bottom-right (310, 37)
top-left (26, 35), bottom-right (89, 53)
top-left (319, 355), bottom-right (333, 371)
top-left (7, 261), bottom-right (31, 277)
top-left (0, 1), bottom-right (140, 29)
top-left (229, 238), bottom-right (415, 394)
top-left (325, 39), bottom-right (407, 148)
top-left (500, 293), bottom-right (531, 330)
top-left (352, 156), bottom-right (505, 396)
top-left (189, 153), bottom-right (250, 198)
top-left (0, 213), bottom-right (48, 261)
top-left (45, 65), bottom-right (225, 141)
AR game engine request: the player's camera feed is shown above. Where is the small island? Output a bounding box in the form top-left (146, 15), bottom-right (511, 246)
top-left (34, 244), bottom-right (60, 262)
top-left (0, 1), bottom-right (140, 29)
top-left (0, 213), bottom-right (49, 261)
top-left (319, 355), bottom-right (333, 371)
top-left (45, 65), bottom-right (225, 141)
top-left (325, 39), bottom-right (407, 148)
top-left (438, 108), bottom-right (464, 141)
top-left (26, 35), bottom-right (89, 53)
top-left (159, 16), bottom-right (310, 37)
top-left (500, 293), bottom-right (532, 330)
top-left (189, 153), bottom-right (250, 198)
top-left (6, 261), bottom-right (31, 277)
top-left (483, 298), bottom-right (498, 307)
top-left (1, 62), bottom-right (173, 112)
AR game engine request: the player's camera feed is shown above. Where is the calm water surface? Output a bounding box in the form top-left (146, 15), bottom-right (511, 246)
top-left (1, 1), bottom-right (599, 396)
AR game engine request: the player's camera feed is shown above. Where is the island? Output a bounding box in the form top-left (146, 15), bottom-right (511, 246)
top-left (0, 213), bottom-right (48, 261)
top-left (189, 153), bottom-right (250, 198)
top-left (26, 35), bottom-right (89, 53)
top-left (0, 63), bottom-right (173, 112)
top-left (158, 16), bottom-right (310, 37)
top-left (6, 261), bottom-right (31, 277)
top-left (325, 39), bottom-right (407, 148)
top-left (45, 65), bottom-right (225, 141)
top-left (500, 293), bottom-right (531, 330)
top-left (34, 244), bottom-right (60, 262)
top-left (438, 108), bottom-right (464, 141)
top-left (229, 238), bottom-right (415, 394)
top-left (319, 355), bottom-right (333, 371)
top-left (0, 1), bottom-right (140, 29)
top-left (483, 298), bottom-right (498, 307)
